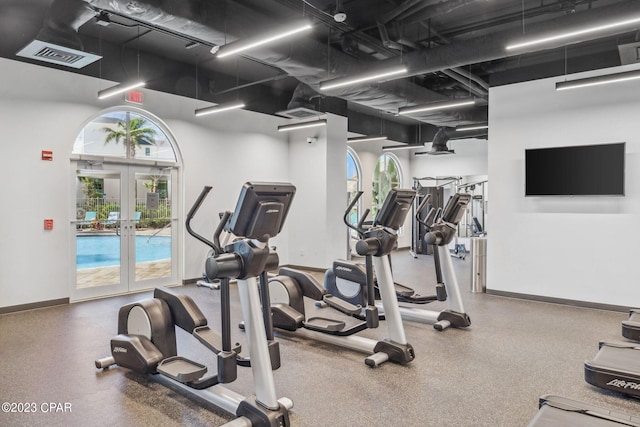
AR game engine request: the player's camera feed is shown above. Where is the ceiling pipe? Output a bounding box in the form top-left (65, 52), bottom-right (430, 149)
top-left (370, 0), bottom-right (640, 81)
top-left (439, 69), bottom-right (488, 97)
top-left (400, 0), bottom-right (491, 26)
top-left (77, 0), bottom-right (485, 126)
top-left (380, 0), bottom-right (441, 25)
top-left (450, 66), bottom-right (489, 91)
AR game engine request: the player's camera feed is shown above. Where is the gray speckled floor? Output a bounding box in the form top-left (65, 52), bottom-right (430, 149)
top-left (1, 249), bottom-right (639, 426)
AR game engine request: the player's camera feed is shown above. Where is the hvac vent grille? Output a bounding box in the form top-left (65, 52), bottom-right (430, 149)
top-left (16, 40), bottom-right (102, 69)
top-left (34, 46), bottom-right (85, 64)
top-left (275, 107), bottom-right (321, 119)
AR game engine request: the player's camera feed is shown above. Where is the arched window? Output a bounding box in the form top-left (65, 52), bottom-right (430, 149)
top-left (346, 148), bottom-right (361, 228)
top-left (372, 152), bottom-right (402, 216)
top-left (73, 109), bottom-right (177, 162)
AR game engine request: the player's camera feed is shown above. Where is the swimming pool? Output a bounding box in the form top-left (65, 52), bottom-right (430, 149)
top-left (76, 235), bottom-right (171, 269)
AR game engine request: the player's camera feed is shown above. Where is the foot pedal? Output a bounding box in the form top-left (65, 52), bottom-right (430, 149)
top-left (157, 356), bottom-right (207, 383)
top-left (304, 317), bottom-right (345, 332)
top-left (323, 294), bottom-right (361, 315)
top-left (393, 282), bottom-right (414, 298)
top-left (193, 326), bottom-right (242, 354)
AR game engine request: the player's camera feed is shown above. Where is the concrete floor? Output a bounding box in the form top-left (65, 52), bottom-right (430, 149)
top-left (1, 249), bottom-right (638, 426)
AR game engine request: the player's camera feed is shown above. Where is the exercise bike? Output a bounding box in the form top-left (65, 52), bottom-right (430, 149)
top-left (95, 182), bottom-right (296, 427)
top-left (267, 188), bottom-right (417, 367)
top-left (327, 192), bottom-right (472, 331)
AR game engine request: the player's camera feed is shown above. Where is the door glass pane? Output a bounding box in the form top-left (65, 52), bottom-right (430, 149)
top-left (134, 171), bottom-right (172, 282)
top-left (75, 169), bottom-right (121, 289)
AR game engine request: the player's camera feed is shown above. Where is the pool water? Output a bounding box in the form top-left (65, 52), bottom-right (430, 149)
top-left (77, 235), bottom-right (171, 269)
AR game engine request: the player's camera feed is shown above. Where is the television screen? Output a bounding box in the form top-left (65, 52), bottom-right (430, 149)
top-left (525, 142), bottom-right (625, 196)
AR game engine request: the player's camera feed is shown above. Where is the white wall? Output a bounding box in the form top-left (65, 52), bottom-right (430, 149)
top-left (0, 58), bottom-right (291, 309)
top-left (286, 114), bottom-right (348, 268)
top-left (488, 64), bottom-right (640, 306)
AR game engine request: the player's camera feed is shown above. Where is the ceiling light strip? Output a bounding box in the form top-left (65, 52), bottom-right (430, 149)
top-left (506, 16), bottom-right (640, 50)
top-left (347, 135), bottom-right (387, 143)
top-left (382, 144), bottom-right (424, 151)
top-left (455, 124), bottom-right (488, 132)
top-left (277, 119), bottom-right (327, 132)
top-left (216, 21), bottom-right (312, 58)
top-left (398, 99), bottom-right (476, 115)
top-left (98, 81), bottom-right (145, 100)
top-left (320, 66), bottom-right (408, 91)
top-left (195, 102), bottom-right (246, 117)
top-left (556, 69), bottom-right (640, 91)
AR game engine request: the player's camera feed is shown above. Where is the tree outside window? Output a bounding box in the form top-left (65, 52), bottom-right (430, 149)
top-left (372, 153), bottom-right (401, 217)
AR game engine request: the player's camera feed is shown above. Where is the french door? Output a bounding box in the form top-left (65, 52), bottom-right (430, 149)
top-left (70, 162), bottom-right (178, 301)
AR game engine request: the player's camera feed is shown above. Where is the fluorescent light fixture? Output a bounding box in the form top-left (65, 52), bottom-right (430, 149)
top-left (347, 135), bottom-right (387, 143)
top-left (382, 144), bottom-right (424, 151)
top-left (216, 20), bottom-right (312, 58)
top-left (455, 124), bottom-right (488, 132)
top-left (398, 98), bottom-right (476, 115)
top-left (320, 66), bottom-right (407, 91)
top-left (506, 16), bottom-right (640, 50)
top-left (277, 119), bottom-right (327, 132)
top-left (195, 102), bottom-right (245, 117)
top-left (97, 81), bottom-right (145, 100)
top-left (556, 69), bottom-right (640, 90)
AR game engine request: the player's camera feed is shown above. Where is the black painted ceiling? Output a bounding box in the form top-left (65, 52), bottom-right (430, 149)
top-left (1, 0), bottom-right (639, 143)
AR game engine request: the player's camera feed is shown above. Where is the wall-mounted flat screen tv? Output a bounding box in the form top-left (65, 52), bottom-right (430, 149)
top-left (525, 142), bottom-right (625, 196)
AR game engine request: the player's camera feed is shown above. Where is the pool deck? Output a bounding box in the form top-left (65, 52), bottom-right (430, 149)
top-left (76, 259), bottom-right (171, 288)
top-left (76, 227), bottom-right (172, 288)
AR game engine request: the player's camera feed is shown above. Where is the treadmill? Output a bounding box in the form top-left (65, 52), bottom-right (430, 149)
top-left (585, 310), bottom-right (640, 397)
top-left (528, 395), bottom-right (640, 426)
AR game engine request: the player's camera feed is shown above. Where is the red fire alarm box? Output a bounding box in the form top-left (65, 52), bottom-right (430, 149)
top-left (42, 150), bottom-right (53, 161)
top-left (44, 219), bottom-right (54, 230)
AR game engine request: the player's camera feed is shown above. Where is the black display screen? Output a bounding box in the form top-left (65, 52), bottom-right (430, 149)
top-left (525, 142), bottom-right (625, 196)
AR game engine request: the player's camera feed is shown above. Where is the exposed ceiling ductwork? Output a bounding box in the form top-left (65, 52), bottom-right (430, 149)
top-left (4, 0), bottom-right (639, 142)
top-left (419, 126), bottom-right (488, 155)
top-left (26, 0), bottom-right (489, 127)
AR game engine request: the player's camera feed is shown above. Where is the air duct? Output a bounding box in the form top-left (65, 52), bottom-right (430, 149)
top-left (75, 0), bottom-right (485, 126)
top-left (428, 128), bottom-right (455, 155)
top-left (418, 126), bottom-right (488, 155)
top-left (17, 0), bottom-right (101, 68)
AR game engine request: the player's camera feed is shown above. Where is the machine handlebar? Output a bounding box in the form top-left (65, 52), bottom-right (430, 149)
top-left (415, 194), bottom-right (432, 228)
top-left (344, 191), bottom-right (369, 237)
top-left (186, 186), bottom-right (222, 254)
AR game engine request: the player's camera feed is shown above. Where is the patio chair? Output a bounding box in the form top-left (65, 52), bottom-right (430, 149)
top-left (134, 211), bottom-right (142, 227)
top-left (78, 211), bottom-right (97, 230)
top-left (103, 212), bottom-right (120, 228)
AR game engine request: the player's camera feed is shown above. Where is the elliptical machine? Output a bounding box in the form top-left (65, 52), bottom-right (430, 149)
top-left (326, 192), bottom-right (472, 331)
top-left (95, 182), bottom-right (296, 427)
top-left (326, 191), bottom-right (438, 306)
top-left (268, 188), bottom-right (416, 367)
top-left (396, 192), bottom-right (472, 330)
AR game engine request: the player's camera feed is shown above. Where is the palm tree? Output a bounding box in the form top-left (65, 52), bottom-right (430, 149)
top-left (102, 116), bottom-right (157, 158)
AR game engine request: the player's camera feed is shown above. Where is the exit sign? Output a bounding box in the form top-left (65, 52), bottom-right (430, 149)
top-left (125, 90), bottom-right (144, 104)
